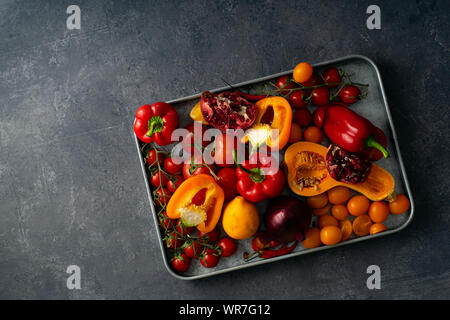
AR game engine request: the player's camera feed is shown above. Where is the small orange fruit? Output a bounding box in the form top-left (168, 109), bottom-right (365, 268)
top-left (302, 227), bottom-right (322, 249)
top-left (318, 215), bottom-right (339, 229)
top-left (389, 194), bottom-right (410, 215)
top-left (327, 186), bottom-right (351, 205)
top-left (289, 122), bottom-right (303, 144)
top-left (331, 204), bottom-right (349, 221)
top-left (293, 62), bottom-right (314, 84)
top-left (303, 126), bottom-right (323, 144)
top-left (313, 204), bottom-right (331, 216)
top-left (306, 193), bottom-right (328, 209)
top-left (352, 214), bottom-right (373, 237)
top-left (370, 223), bottom-right (387, 235)
top-left (368, 201), bottom-right (389, 223)
top-left (320, 226), bottom-right (342, 245)
top-left (339, 220), bottom-right (353, 241)
top-left (347, 195), bottom-right (370, 216)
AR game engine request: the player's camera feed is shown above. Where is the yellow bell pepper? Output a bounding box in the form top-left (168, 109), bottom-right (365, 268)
top-left (243, 96), bottom-right (292, 150)
top-left (189, 101), bottom-right (209, 125)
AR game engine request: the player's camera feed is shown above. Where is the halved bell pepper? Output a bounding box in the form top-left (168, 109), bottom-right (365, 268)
top-left (243, 96), bottom-right (292, 150)
top-left (166, 174), bottom-right (224, 233)
top-left (189, 101), bottom-right (209, 125)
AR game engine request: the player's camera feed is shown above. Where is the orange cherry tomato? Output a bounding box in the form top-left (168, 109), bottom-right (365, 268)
top-left (306, 193), bottom-right (328, 209)
top-left (318, 215), bottom-right (339, 229)
top-left (389, 194), bottom-right (410, 215)
top-left (293, 62), bottom-right (314, 84)
top-left (302, 227), bottom-right (322, 249)
top-left (303, 126), bottom-right (323, 144)
top-left (313, 204), bottom-right (331, 216)
top-left (352, 214), bottom-right (372, 237)
top-left (327, 187), bottom-right (351, 205)
top-left (320, 226), bottom-right (342, 245)
top-left (347, 195), bottom-right (370, 216)
top-left (289, 122), bottom-right (303, 144)
top-left (368, 201), bottom-right (389, 223)
top-left (370, 223), bottom-right (387, 235)
top-left (339, 220), bottom-right (353, 241)
top-left (331, 204), bottom-right (349, 221)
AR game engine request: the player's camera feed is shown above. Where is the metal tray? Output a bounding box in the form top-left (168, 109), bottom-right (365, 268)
top-left (134, 54), bottom-right (414, 280)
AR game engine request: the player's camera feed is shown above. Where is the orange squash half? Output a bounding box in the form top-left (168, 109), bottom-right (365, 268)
top-left (284, 141), bottom-right (395, 201)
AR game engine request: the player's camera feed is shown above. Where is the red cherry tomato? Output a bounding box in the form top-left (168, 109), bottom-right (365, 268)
top-left (167, 174), bottom-right (183, 193)
top-left (311, 86), bottom-right (330, 106)
top-left (301, 74), bottom-right (322, 88)
top-left (158, 211), bottom-right (175, 229)
top-left (175, 219), bottom-right (195, 236)
top-left (164, 157), bottom-right (183, 174)
top-left (275, 75), bottom-right (296, 95)
top-left (182, 156), bottom-right (216, 179)
top-left (322, 68), bottom-right (342, 88)
top-left (199, 228), bottom-right (220, 243)
top-left (146, 149), bottom-right (164, 166)
top-left (181, 123), bottom-right (209, 156)
top-left (150, 171), bottom-right (168, 188)
top-left (165, 231), bottom-right (183, 249)
top-left (313, 105), bottom-right (328, 128)
top-left (294, 108), bottom-right (312, 127)
top-left (339, 85), bottom-right (361, 104)
top-left (155, 187), bottom-right (172, 206)
top-left (183, 240), bottom-right (202, 258)
top-left (218, 237), bottom-right (237, 257)
top-left (171, 253), bottom-right (190, 273)
top-left (216, 168), bottom-right (238, 201)
top-left (200, 248), bottom-right (220, 268)
top-left (289, 90), bottom-right (308, 108)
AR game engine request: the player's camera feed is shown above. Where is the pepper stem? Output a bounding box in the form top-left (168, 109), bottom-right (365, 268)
top-left (146, 116), bottom-right (164, 137)
top-left (365, 134), bottom-right (389, 159)
top-left (232, 149), bottom-right (265, 183)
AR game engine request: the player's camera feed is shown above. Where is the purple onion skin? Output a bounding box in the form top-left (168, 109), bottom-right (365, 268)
top-left (265, 196), bottom-right (312, 243)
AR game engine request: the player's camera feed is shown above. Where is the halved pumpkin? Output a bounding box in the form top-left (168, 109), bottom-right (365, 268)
top-left (284, 141), bottom-right (395, 201)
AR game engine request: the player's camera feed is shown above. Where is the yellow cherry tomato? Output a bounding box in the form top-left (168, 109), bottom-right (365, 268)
top-left (302, 227), bottom-right (322, 249)
top-left (347, 195), bottom-right (370, 216)
top-left (318, 215), bottom-right (339, 229)
top-left (368, 201), bottom-right (389, 223)
top-left (331, 204), bottom-right (349, 221)
top-left (327, 186), bottom-right (351, 205)
top-left (313, 204), bottom-right (331, 217)
top-left (370, 223), bottom-right (387, 235)
top-left (389, 194), bottom-right (410, 215)
top-left (339, 220), bottom-right (353, 241)
top-left (306, 193), bottom-right (328, 209)
top-left (293, 62), bottom-right (313, 84)
top-left (352, 214), bottom-right (373, 237)
top-left (320, 226), bottom-right (342, 245)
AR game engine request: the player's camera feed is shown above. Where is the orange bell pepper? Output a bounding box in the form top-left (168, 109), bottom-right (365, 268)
top-left (166, 174), bottom-right (224, 233)
top-left (243, 96), bottom-right (292, 150)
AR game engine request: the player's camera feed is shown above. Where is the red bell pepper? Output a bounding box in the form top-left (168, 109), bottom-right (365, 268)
top-left (134, 102), bottom-right (178, 145)
top-left (323, 105), bottom-right (389, 161)
top-left (234, 151), bottom-right (285, 203)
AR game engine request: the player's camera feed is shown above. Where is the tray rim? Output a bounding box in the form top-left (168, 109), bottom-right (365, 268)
top-left (133, 54), bottom-right (415, 280)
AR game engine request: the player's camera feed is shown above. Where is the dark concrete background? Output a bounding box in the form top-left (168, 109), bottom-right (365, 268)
top-left (0, 0), bottom-right (449, 299)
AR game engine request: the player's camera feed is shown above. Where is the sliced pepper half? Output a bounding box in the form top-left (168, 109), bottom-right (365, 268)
top-left (166, 174), bottom-right (224, 233)
top-left (243, 96), bottom-right (292, 150)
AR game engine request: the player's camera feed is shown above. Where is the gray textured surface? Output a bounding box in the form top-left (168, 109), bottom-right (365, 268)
top-left (0, 0), bottom-right (449, 299)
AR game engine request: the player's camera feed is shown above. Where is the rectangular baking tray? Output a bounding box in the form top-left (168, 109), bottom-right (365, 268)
top-left (134, 54), bottom-right (414, 280)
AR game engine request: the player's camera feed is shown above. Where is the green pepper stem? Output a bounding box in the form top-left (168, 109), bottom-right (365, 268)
top-left (232, 150), bottom-right (265, 183)
top-left (365, 134), bottom-right (389, 159)
top-left (146, 116), bottom-right (164, 137)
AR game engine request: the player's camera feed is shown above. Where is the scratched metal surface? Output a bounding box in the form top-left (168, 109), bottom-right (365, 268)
top-left (135, 55), bottom-right (414, 280)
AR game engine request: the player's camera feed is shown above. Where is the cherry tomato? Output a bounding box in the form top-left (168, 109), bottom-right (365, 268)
top-left (306, 193), bottom-right (328, 209)
top-left (175, 219), bottom-right (195, 236)
top-left (303, 126), bottom-right (323, 144)
top-left (150, 171), bottom-right (168, 188)
top-left (200, 248), bottom-right (220, 268)
top-left (164, 157), bottom-right (183, 174)
top-left (154, 187), bottom-right (172, 207)
top-left (218, 237), bottom-right (237, 257)
top-left (311, 87), bottom-right (330, 106)
top-left (183, 240), bottom-right (202, 258)
top-left (301, 74), bottom-right (322, 88)
top-left (339, 85), bottom-right (361, 104)
top-left (289, 90), bottom-right (308, 108)
top-left (320, 226), bottom-right (342, 245)
top-left (318, 215), bottom-right (339, 229)
top-left (289, 123), bottom-right (303, 144)
top-left (165, 231), bottom-right (183, 249)
top-left (327, 186), bottom-right (351, 204)
top-left (347, 195), bottom-right (370, 216)
top-left (146, 149), bottom-right (164, 167)
top-left (322, 68), bottom-right (342, 88)
top-left (389, 194), bottom-right (410, 215)
top-left (181, 123), bottom-right (209, 156)
top-left (167, 174), bottom-right (183, 193)
top-left (158, 211), bottom-right (175, 229)
top-left (313, 105), bottom-right (328, 128)
top-left (171, 253), bottom-right (190, 273)
top-left (294, 108), bottom-right (312, 127)
top-left (216, 168), bottom-right (238, 201)
top-left (182, 156), bottom-right (216, 179)
top-left (368, 201), bottom-right (389, 223)
top-left (370, 223), bottom-right (387, 235)
top-left (199, 228), bottom-right (220, 244)
top-left (293, 62), bottom-right (313, 84)
top-left (331, 204), bottom-right (349, 221)
top-left (276, 75), bottom-right (296, 95)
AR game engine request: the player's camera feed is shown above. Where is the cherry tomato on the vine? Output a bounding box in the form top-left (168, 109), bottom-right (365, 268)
top-left (301, 74), bottom-right (322, 88)
top-left (199, 228), bottom-right (220, 244)
top-left (183, 240), bottom-right (202, 258)
top-left (293, 62), bottom-right (314, 84)
top-left (175, 219), bottom-right (195, 236)
top-left (165, 231), bottom-right (183, 249)
top-left (182, 156), bottom-right (216, 179)
top-left (289, 90), bottom-right (308, 108)
top-left (150, 171), bottom-right (168, 188)
top-left (171, 253), bottom-right (190, 273)
top-left (322, 68), bottom-right (342, 88)
top-left (275, 75), bottom-right (296, 95)
top-left (218, 237), bottom-right (237, 257)
top-left (167, 174), bottom-right (183, 193)
top-left (339, 85), bottom-right (361, 104)
top-left (164, 157), bottom-right (183, 175)
top-left (200, 248), bottom-right (220, 268)
top-left (146, 149), bottom-right (164, 167)
top-left (311, 87), bottom-right (330, 106)
top-left (155, 187), bottom-right (172, 206)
